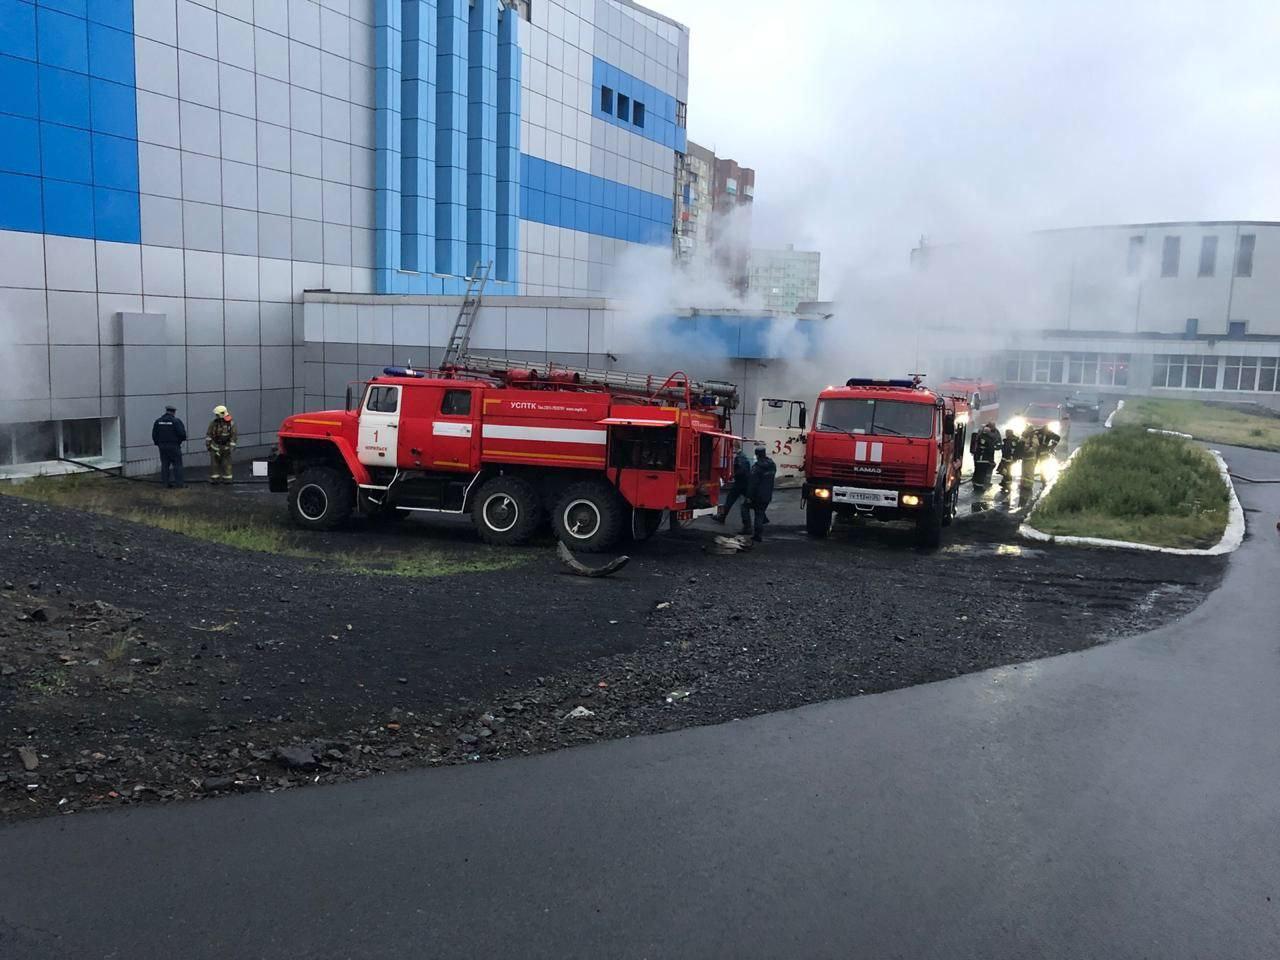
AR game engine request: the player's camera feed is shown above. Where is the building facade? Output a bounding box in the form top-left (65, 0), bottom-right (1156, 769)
top-left (0, 0), bottom-right (690, 473)
top-left (673, 139), bottom-right (752, 288)
top-left (747, 243), bottom-right (819, 312)
top-left (917, 222), bottom-right (1280, 408)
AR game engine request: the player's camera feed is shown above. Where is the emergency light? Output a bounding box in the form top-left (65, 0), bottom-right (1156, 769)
top-left (845, 378), bottom-right (918, 388)
top-left (383, 367), bottom-right (426, 378)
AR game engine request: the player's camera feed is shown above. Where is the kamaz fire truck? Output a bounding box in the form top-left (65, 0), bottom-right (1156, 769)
top-left (267, 357), bottom-right (740, 552)
top-left (801, 377), bottom-right (969, 546)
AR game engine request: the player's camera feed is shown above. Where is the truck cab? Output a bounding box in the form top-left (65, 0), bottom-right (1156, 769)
top-left (754, 397), bottom-right (808, 486)
top-left (801, 378), bottom-right (968, 546)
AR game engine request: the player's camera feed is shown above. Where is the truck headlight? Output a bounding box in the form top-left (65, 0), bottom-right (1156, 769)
top-left (901, 494), bottom-right (922, 507)
top-left (813, 487), bottom-right (831, 499)
top-left (1048, 420), bottom-right (1061, 434)
top-left (1005, 416), bottom-right (1027, 434)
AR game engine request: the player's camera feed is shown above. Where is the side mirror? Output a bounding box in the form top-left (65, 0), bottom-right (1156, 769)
top-left (345, 385), bottom-right (354, 411)
top-left (943, 413), bottom-right (956, 436)
top-left (798, 406), bottom-right (807, 429)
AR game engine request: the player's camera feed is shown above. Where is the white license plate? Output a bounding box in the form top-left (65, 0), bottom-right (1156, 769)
top-left (832, 485), bottom-right (899, 507)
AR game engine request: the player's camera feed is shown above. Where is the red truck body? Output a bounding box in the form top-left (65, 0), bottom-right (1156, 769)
top-left (268, 363), bottom-right (739, 551)
top-left (800, 377), bottom-right (969, 545)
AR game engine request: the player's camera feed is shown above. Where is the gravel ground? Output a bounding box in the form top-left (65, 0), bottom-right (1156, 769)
top-left (0, 485), bottom-right (1224, 822)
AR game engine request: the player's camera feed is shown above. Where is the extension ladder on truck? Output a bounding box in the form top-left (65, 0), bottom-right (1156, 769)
top-left (440, 261), bottom-right (492, 368)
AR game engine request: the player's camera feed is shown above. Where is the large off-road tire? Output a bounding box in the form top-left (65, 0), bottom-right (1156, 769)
top-left (915, 498), bottom-right (944, 547)
top-left (806, 498), bottom-right (832, 537)
top-left (551, 481), bottom-right (625, 553)
top-left (288, 466), bottom-right (355, 530)
top-left (941, 485), bottom-right (958, 527)
top-left (472, 475), bottom-right (541, 546)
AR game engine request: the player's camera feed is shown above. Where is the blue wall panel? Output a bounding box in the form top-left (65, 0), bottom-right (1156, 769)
top-left (520, 154), bottom-right (671, 247)
top-left (591, 57), bottom-right (682, 152)
top-left (0, 0), bottom-right (139, 243)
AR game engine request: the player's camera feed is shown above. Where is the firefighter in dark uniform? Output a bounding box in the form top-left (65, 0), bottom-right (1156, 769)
top-left (743, 444), bottom-right (777, 542)
top-left (971, 421), bottom-right (1001, 488)
top-left (714, 443), bottom-right (752, 528)
top-left (151, 404), bottom-right (187, 488)
top-left (998, 428), bottom-right (1020, 486)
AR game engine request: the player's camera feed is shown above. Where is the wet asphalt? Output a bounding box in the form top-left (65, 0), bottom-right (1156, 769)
top-left (3, 444), bottom-right (1278, 959)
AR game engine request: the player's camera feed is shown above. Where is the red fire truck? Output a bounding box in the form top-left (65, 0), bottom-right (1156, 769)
top-left (267, 354), bottom-right (740, 552)
top-left (801, 377), bottom-right (969, 546)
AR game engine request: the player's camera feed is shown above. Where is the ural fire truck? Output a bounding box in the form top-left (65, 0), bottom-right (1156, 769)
top-left (267, 356), bottom-right (740, 552)
top-left (801, 377), bottom-right (969, 546)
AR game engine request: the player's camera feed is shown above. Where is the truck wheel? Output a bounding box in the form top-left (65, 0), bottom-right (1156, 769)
top-left (472, 476), bottom-right (541, 546)
top-left (806, 499), bottom-right (832, 537)
top-left (631, 507), bottom-right (665, 542)
top-left (552, 481), bottom-right (624, 553)
top-left (941, 486), bottom-right (957, 527)
top-left (915, 502), bottom-right (943, 547)
top-left (288, 466), bottom-right (354, 530)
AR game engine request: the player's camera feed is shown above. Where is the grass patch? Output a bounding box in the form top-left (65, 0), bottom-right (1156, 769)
top-left (1032, 427), bottom-right (1229, 548)
top-left (4, 474), bottom-right (521, 578)
top-left (1117, 397), bottom-right (1280, 451)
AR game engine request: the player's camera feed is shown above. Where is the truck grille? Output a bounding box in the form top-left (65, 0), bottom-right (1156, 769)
top-left (821, 463), bottom-right (924, 486)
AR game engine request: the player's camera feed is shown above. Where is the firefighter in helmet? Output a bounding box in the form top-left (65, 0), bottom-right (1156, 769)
top-left (205, 404), bottom-right (238, 484)
top-left (998, 428), bottom-right (1020, 486)
top-left (971, 421), bottom-right (1001, 488)
top-left (713, 441), bottom-right (752, 528)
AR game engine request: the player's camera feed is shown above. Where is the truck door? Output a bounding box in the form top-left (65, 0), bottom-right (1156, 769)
top-left (357, 384), bottom-right (401, 467)
top-left (396, 385), bottom-right (477, 471)
top-left (756, 397), bottom-right (807, 484)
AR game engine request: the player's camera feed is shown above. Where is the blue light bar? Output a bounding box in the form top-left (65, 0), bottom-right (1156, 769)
top-left (383, 367), bottom-right (426, 378)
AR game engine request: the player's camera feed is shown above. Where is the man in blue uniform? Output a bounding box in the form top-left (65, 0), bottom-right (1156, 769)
top-left (152, 404), bottom-right (187, 488)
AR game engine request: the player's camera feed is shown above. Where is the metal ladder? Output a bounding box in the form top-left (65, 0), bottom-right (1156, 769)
top-left (440, 261), bottom-right (492, 368)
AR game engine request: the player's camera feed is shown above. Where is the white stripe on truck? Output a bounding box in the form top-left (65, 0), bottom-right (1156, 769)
top-left (481, 424), bottom-right (608, 444)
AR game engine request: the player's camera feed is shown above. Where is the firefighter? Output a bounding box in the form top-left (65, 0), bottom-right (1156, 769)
top-left (997, 428), bottom-right (1020, 486)
top-left (743, 444), bottom-right (777, 542)
top-left (1018, 425), bottom-right (1039, 489)
top-left (713, 442), bottom-right (752, 526)
top-left (205, 404), bottom-right (238, 484)
top-left (151, 404), bottom-right (187, 488)
top-left (971, 421), bottom-right (1001, 488)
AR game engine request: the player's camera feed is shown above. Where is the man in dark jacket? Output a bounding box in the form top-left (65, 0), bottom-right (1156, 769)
top-left (152, 404), bottom-right (187, 488)
top-left (971, 422), bottom-right (1001, 488)
top-left (713, 443), bottom-right (752, 528)
top-left (743, 444), bottom-right (777, 542)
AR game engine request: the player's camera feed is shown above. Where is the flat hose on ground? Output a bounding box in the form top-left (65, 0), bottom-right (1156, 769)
top-left (52, 456), bottom-right (268, 486)
top-left (555, 540), bottom-right (630, 577)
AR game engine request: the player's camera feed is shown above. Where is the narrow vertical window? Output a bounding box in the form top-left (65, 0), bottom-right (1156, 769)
top-left (1235, 233), bottom-right (1255, 277)
top-left (600, 86), bottom-right (613, 114)
top-left (1161, 236), bottom-right (1180, 277)
top-left (1198, 236), bottom-right (1217, 277)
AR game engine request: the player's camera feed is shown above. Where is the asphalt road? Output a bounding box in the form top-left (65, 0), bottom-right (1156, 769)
top-left (1, 445), bottom-right (1277, 960)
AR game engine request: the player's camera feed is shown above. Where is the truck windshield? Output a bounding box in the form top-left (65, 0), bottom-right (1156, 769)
top-left (816, 398), bottom-right (934, 438)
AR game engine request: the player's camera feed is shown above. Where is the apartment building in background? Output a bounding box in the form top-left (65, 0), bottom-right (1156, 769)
top-left (747, 243), bottom-right (820, 311)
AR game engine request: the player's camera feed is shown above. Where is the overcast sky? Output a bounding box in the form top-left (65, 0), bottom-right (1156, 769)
top-left (641, 0), bottom-right (1280, 296)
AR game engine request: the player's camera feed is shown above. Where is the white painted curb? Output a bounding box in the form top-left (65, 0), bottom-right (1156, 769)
top-left (1019, 446), bottom-right (1245, 556)
top-left (1105, 399), bottom-right (1194, 440)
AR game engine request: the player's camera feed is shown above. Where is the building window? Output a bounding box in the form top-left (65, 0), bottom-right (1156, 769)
top-left (1235, 233), bottom-right (1255, 277)
top-left (1185, 318), bottom-right (1198, 338)
top-left (676, 101), bottom-right (687, 129)
top-left (1185, 355), bottom-right (1218, 389)
top-left (600, 86), bottom-right (613, 114)
top-left (632, 101), bottom-right (645, 129)
top-left (1223, 356), bottom-right (1259, 392)
top-left (1259, 358), bottom-right (1278, 393)
top-left (1099, 353), bottom-right (1130, 387)
top-left (1127, 235), bottom-right (1144, 275)
top-left (1161, 236), bottom-right (1180, 277)
top-left (0, 419), bottom-right (107, 466)
top-left (1198, 236), bottom-right (1217, 277)
top-left (616, 93), bottom-right (630, 123)
top-left (1228, 320), bottom-right (1247, 339)
top-left (1067, 352), bottom-right (1100, 385)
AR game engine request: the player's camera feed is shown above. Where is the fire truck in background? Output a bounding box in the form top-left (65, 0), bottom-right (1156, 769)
top-left (939, 377), bottom-right (1000, 427)
top-left (268, 358), bottom-right (740, 552)
top-left (754, 397), bottom-right (808, 486)
top-left (801, 377), bottom-right (969, 547)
